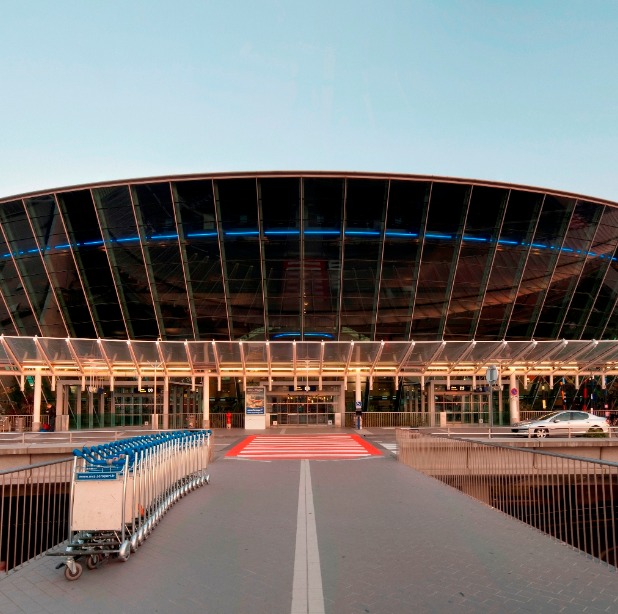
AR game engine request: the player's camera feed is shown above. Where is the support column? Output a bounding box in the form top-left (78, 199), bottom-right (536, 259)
top-left (355, 371), bottom-right (362, 429)
top-left (202, 376), bottom-right (210, 428)
top-left (33, 371), bottom-right (42, 432)
top-left (56, 380), bottom-right (68, 431)
top-left (163, 376), bottom-right (169, 430)
top-left (509, 373), bottom-right (520, 425)
top-left (334, 382), bottom-right (345, 427)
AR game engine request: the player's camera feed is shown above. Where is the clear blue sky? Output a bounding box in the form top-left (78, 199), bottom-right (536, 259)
top-left (2, 1), bottom-right (618, 201)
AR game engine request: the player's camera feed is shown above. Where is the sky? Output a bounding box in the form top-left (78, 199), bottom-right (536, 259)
top-left (1, 1), bottom-right (618, 201)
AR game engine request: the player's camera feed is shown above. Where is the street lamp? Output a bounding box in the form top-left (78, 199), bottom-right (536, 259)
top-left (486, 365), bottom-right (499, 430)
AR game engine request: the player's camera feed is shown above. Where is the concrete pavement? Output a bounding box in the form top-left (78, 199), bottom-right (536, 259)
top-left (1, 428), bottom-right (617, 613)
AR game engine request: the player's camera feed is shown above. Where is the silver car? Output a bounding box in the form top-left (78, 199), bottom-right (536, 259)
top-left (511, 410), bottom-right (609, 438)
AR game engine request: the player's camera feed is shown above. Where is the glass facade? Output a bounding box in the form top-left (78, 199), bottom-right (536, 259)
top-left (1, 173), bottom-right (617, 343)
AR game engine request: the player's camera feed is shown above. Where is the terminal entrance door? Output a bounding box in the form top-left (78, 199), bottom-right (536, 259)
top-left (267, 392), bottom-right (337, 426)
top-left (428, 381), bottom-right (492, 425)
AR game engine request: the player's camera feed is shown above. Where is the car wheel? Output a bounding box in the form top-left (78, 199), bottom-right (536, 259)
top-left (534, 428), bottom-right (549, 438)
top-left (587, 426), bottom-right (603, 434)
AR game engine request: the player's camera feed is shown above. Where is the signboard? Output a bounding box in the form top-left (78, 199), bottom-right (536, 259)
top-left (289, 385), bottom-right (317, 392)
top-left (245, 386), bottom-right (265, 415)
top-left (449, 385), bottom-right (471, 391)
top-left (355, 400), bottom-right (362, 409)
top-left (77, 472), bottom-right (117, 481)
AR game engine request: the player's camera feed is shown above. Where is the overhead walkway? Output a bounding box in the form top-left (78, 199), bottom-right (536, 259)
top-left (1, 429), bottom-right (617, 613)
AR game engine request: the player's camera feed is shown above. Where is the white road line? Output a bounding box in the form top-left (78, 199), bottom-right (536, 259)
top-left (291, 460), bottom-right (325, 614)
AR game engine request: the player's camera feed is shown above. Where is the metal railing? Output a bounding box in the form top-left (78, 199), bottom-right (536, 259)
top-left (0, 458), bottom-right (73, 575)
top-left (396, 428), bottom-right (618, 567)
top-left (345, 412), bottom-right (431, 428)
top-left (0, 415), bottom-right (34, 432)
top-left (0, 429), bottom-right (165, 445)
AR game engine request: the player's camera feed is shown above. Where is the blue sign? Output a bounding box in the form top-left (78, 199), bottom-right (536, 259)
top-left (77, 472), bottom-right (117, 481)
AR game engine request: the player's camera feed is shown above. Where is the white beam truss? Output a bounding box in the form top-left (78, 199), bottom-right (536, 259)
top-left (0, 337), bottom-right (616, 381)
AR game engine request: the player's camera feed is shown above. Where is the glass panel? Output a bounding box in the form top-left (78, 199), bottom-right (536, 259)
top-left (174, 180), bottom-right (228, 340)
top-left (3, 337), bottom-right (41, 362)
top-left (260, 178), bottom-right (301, 336)
top-left (100, 339), bottom-right (134, 363)
top-left (340, 179), bottom-right (387, 339)
top-left (303, 178), bottom-right (344, 337)
top-left (508, 195), bottom-right (574, 339)
top-left (583, 206), bottom-right (618, 339)
top-left (377, 180), bottom-right (429, 340)
top-left (214, 341), bottom-right (243, 365)
top-left (6, 195), bottom-right (66, 337)
top-left (158, 341), bottom-right (190, 365)
top-left (402, 341), bottom-right (446, 368)
top-left (133, 183), bottom-right (192, 340)
top-left (411, 182), bottom-right (470, 338)
top-left (0, 200), bottom-right (40, 335)
top-left (438, 341), bottom-right (474, 362)
top-left (68, 339), bottom-right (106, 361)
top-left (322, 342), bottom-right (354, 367)
top-left (268, 342), bottom-right (294, 366)
top-left (534, 200), bottom-right (602, 339)
top-left (562, 203), bottom-right (618, 340)
top-left (186, 341), bottom-right (215, 368)
top-left (93, 186), bottom-right (157, 339)
top-left (129, 340), bottom-right (163, 363)
top-left (0, 342), bottom-right (12, 366)
top-left (295, 342), bottom-right (323, 363)
top-left (445, 186), bottom-right (507, 339)
top-left (242, 342), bottom-right (269, 367)
top-left (378, 341), bottom-right (415, 367)
top-left (26, 194), bottom-right (96, 338)
top-left (217, 179), bottom-right (264, 339)
top-left (574, 340), bottom-right (618, 366)
top-left (465, 341), bottom-right (505, 363)
top-left (61, 189), bottom-right (127, 338)
top-left (476, 190), bottom-right (543, 339)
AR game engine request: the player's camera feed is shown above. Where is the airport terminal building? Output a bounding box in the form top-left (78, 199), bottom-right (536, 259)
top-left (0, 172), bottom-right (617, 430)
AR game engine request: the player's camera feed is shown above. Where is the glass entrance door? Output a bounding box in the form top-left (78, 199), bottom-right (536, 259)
top-left (432, 391), bottom-right (491, 424)
top-left (268, 393), bottom-right (336, 425)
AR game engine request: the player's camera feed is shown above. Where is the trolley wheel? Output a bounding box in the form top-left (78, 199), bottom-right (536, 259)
top-left (64, 562), bottom-right (83, 581)
top-left (86, 554), bottom-right (100, 570)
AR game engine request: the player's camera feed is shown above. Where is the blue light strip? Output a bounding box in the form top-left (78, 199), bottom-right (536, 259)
top-left (272, 332), bottom-right (335, 339)
top-left (2, 228), bottom-right (616, 263)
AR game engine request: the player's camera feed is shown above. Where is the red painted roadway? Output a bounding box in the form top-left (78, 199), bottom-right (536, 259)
top-left (225, 433), bottom-right (383, 460)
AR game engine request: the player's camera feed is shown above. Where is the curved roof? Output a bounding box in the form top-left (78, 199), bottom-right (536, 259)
top-left (2, 171), bottom-right (618, 208)
top-left (0, 172), bottom-right (617, 345)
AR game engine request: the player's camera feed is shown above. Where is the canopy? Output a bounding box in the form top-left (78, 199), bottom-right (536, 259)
top-left (1, 337), bottom-right (617, 384)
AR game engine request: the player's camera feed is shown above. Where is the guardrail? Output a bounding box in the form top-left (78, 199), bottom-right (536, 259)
top-left (425, 426), bottom-right (616, 439)
top-left (396, 428), bottom-right (618, 567)
top-left (0, 415), bottom-right (34, 432)
top-left (0, 429), bottom-right (164, 445)
top-left (0, 458), bottom-right (73, 575)
top-left (345, 412), bottom-right (431, 428)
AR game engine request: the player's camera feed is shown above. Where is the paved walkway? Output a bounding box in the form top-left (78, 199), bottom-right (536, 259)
top-left (1, 428), bottom-right (618, 613)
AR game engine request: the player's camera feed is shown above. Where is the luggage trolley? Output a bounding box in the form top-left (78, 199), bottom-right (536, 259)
top-left (49, 430), bottom-right (212, 581)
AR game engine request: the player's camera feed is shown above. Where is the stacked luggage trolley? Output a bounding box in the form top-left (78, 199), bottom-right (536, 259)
top-left (49, 430), bottom-right (212, 580)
